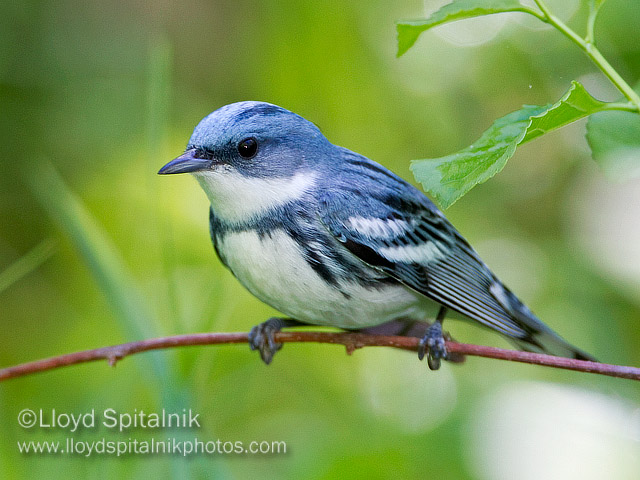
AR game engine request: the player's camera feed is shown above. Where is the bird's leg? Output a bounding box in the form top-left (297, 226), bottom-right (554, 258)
top-left (248, 318), bottom-right (307, 365)
top-left (418, 307), bottom-right (448, 370)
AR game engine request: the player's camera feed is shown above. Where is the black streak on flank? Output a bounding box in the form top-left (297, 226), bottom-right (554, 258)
top-left (303, 248), bottom-right (351, 298)
top-left (282, 222), bottom-right (351, 298)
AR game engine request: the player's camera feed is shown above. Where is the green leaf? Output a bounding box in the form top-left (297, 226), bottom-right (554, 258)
top-left (411, 81), bottom-right (608, 208)
top-left (396, 0), bottom-right (533, 57)
top-left (586, 111), bottom-right (640, 180)
top-left (523, 81), bottom-right (607, 144)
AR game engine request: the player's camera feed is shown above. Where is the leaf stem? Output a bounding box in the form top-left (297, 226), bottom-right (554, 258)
top-left (586, 2), bottom-right (600, 44)
top-left (601, 101), bottom-right (639, 113)
top-left (516, 6), bottom-right (546, 22)
top-left (586, 46), bottom-right (640, 108)
top-left (533, 0), bottom-right (640, 110)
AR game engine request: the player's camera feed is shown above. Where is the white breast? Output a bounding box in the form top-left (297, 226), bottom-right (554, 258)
top-left (217, 229), bottom-right (438, 329)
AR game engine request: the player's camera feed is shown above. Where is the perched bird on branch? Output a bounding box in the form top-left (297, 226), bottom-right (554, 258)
top-left (159, 101), bottom-right (594, 369)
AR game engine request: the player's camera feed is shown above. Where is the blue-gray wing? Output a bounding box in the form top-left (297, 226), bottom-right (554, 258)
top-left (316, 149), bottom-right (595, 361)
top-left (318, 183), bottom-right (530, 339)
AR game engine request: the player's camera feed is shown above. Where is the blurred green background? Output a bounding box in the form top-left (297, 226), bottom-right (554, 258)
top-left (1, 0), bottom-right (639, 478)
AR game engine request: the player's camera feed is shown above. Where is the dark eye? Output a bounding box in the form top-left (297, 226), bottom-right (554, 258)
top-left (237, 137), bottom-right (258, 158)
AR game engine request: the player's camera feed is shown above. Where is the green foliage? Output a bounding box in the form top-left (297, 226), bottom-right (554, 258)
top-left (522, 82), bottom-right (608, 144)
top-left (396, 0), bottom-right (530, 57)
top-left (412, 81), bottom-right (609, 208)
top-left (398, 0), bottom-right (640, 208)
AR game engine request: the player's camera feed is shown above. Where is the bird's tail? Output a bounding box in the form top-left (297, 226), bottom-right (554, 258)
top-left (494, 283), bottom-right (596, 362)
top-left (510, 331), bottom-right (596, 361)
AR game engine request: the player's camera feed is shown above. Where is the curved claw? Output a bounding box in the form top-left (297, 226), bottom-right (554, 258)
top-left (418, 319), bottom-right (448, 371)
top-left (248, 318), bottom-right (289, 365)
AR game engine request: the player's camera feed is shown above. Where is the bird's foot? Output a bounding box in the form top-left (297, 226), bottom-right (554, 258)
top-left (248, 318), bottom-right (303, 365)
top-left (418, 321), bottom-right (448, 371)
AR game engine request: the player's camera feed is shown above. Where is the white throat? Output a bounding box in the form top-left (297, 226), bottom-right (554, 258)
top-left (193, 167), bottom-right (317, 223)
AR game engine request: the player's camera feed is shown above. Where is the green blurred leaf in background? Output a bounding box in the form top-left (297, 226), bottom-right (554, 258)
top-left (587, 111), bottom-right (640, 181)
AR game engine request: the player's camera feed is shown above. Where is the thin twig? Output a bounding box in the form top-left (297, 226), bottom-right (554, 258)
top-left (0, 331), bottom-right (638, 382)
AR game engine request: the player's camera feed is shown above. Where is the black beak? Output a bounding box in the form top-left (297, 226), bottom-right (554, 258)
top-left (158, 149), bottom-right (212, 175)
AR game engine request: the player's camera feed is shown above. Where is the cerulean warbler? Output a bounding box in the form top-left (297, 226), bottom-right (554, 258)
top-left (159, 101), bottom-right (594, 369)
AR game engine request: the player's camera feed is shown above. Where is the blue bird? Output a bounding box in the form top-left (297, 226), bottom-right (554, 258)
top-left (159, 101), bottom-right (594, 369)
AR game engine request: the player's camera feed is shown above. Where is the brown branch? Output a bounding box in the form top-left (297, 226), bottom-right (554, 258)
top-left (1, 331), bottom-right (638, 381)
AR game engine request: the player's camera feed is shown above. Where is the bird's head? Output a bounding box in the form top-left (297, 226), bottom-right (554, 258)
top-left (159, 101), bottom-right (331, 222)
